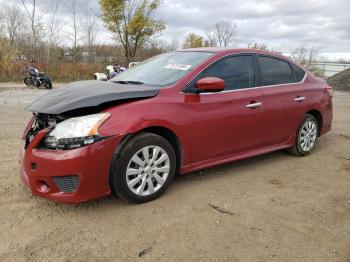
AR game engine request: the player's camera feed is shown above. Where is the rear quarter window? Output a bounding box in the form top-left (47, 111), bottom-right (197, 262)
top-left (258, 55), bottom-right (294, 86)
top-left (291, 63), bottom-right (306, 82)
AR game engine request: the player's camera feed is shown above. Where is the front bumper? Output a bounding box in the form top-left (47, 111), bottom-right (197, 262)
top-left (20, 129), bottom-right (123, 203)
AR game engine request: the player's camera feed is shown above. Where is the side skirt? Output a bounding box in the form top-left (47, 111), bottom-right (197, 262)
top-left (179, 137), bottom-right (295, 175)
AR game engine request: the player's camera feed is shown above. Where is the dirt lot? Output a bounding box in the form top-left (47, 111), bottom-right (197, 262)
top-left (0, 84), bottom-right (349, 262)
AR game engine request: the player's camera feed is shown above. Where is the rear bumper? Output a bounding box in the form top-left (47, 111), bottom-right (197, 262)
top-left (20, 130), bottom-right (123, 203)
top-left (320, 96), bottom-right (333, 136)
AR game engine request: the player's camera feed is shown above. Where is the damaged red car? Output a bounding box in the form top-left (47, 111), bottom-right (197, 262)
top-left (20, 48), bottom-right (333, 203)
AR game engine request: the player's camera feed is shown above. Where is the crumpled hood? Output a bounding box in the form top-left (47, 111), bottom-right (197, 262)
top-left (27, 80), bottom-right (160, 114)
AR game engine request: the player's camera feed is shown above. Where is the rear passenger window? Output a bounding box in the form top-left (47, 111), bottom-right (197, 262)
top-left (193, 55), bottom-right (255, 91)
top-left (258, 56), bottom-right (294, 86)
top-left (291, 63), bottom-right (306, 82)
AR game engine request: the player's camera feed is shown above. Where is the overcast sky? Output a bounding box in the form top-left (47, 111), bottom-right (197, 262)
top-left (2, 0), bottom-right (350, 59)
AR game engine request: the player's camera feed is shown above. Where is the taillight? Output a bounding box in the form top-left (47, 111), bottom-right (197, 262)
top-left (325, 85), bottom-right (333, 97)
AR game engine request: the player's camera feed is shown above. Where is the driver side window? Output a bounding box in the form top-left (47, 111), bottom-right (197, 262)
top-left (189, 55), bottom-right (255, 91)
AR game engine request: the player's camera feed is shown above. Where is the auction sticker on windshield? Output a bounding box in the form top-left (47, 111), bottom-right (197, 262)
top-left (165, 64), bottom-right (192, 71)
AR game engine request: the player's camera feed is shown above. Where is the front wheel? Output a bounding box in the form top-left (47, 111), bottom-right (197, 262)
top-left (288, 114), bottom-right (319, 156)
top-left (110, 133), bottom-right (176, 203)
top-left (43, 79), bottom-right (52, 89)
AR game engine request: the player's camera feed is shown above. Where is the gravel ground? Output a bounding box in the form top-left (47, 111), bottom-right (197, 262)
top-left (0, 84), bottom-right (349, 262)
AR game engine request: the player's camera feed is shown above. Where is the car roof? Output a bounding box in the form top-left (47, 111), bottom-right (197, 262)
top-left (181, 47), bottom-right (292, 62)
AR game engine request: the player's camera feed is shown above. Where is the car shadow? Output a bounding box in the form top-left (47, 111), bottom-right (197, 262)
top-left (173, 149), bottom-right (288, 185)
top-left (74, 149), bottom-right (290, 209)
top-left (41, 136), bottom-right (332, 210)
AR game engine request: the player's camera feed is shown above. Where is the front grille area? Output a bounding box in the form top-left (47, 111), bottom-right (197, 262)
top-left (52, 176), bottom-right (79, 193)
top-left (25, 113), bottom-right (62, 149)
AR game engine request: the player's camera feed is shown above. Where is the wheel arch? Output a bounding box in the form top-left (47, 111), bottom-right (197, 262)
top-left (138, 126), bottom-right (183, 171)
top-left (113, 125), bottom-right (183, 172)
top-left (305, 109), bottom-right (323, 136)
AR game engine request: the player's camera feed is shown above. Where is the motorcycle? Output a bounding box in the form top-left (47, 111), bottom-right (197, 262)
top-left (94, 64), bottom-right (127, 81)
top-left (106, 65), bottom-right (126, 80)
top-left (24, 62), bottom-right (52, 89)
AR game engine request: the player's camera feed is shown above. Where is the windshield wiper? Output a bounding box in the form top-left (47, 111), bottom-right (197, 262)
top-left (113, 80), bottom-right (144, 85)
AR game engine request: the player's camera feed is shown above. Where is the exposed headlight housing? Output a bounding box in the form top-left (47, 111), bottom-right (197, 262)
top-left (41, 113), bottom-right (110, 150)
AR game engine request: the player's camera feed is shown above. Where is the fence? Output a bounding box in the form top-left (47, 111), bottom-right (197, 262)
top-left (310, 62), bottom-right (350, 77)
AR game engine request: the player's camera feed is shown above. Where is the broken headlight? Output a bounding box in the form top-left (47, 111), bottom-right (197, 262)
top-left (42, 113), bottom-right (110, 149)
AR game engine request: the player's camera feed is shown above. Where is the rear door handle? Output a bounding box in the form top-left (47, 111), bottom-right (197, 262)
top-left (294, 96), bottom-right (306, 102)
top-left (246, 102), bottom-right (262, 108)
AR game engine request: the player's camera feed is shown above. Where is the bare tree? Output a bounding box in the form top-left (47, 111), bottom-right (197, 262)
top-left (291, 46), bottom-right (324, 77)
top-left (206, 21), bottom-right (237, 47)
top-left (81, 1), bottom-right (97, 63)
top-left (291, 46), bottom-right (322, 66)
top-left (0, 7), bottom-right (5, 36)
top-left (66, 0), bottom-right (81, 64)
top-left (20, 0), bottom-right (43, 58)
top-left (142, 35), bottom-right (179, 55)
top-left (3, 5), bottom-right (25, 48)
top-left (205, 28), bottom-right (217, 47)
top-left (168, 34), bottom-right (180, 50)
top-left (161, 34), bottom-right (180, 51)
top-left (45, 0), bottom-right (62, 66)
top-left (248, 42), bottom-right (268, 50)
top-left (215, 21), bottom-right (237, 47)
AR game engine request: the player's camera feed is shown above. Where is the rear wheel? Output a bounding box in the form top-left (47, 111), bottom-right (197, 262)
top-left (288, 114), bottom-right (319, 156)
top-left (110, 132), bottom-right (176, 203)
top-left (24, 77), bottom-right (32, 87)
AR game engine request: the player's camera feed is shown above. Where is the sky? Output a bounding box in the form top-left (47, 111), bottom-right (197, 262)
top-left (2, 0), bottom-right (350, 60)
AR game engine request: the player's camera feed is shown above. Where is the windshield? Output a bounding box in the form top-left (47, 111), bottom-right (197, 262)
top-left (110, 51), bottom-right (214, 86)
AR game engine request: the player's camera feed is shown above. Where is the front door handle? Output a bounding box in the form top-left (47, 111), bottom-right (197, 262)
top-left (294, 96), bottom-right (306, 102)
top-left (246, 102), bottom-right (262, 108)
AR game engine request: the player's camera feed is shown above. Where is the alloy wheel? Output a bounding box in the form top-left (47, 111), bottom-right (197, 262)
top-left (299, 120), bottom-right (318, 152)
top-left (126, 145), bottom-right (170, 196)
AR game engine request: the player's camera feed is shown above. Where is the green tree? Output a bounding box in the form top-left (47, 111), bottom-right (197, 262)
top-left (99, 0), bottom-right (165, 64)
top-left (183, 33), bottom-right (204, 48)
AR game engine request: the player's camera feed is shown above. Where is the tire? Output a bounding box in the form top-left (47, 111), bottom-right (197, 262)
top-left (24, 77), bottom-right (31, 87)
top-left (110, 132), bottom-right (176, 203)
top-left (288, 114), bottom-right (319, 156)
top-left (33, 79), bottom-right (41, 88)
top-left (44, 79), bottom-right (52, 89)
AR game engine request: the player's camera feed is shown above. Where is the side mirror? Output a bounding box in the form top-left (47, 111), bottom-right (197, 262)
top-left (196, 77), bottom-right (224, 92)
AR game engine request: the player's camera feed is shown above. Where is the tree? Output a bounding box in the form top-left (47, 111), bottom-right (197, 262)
top-left (66, 0), bottom-right (81, 64)
top-left (183, 33), bottom-right (204, 48)
top-left (20, 0), bottom-right (44, 58)
top-left (3, 5), bottom-right (25, 48)
top-left (99, 0), bottom-right (165, 64)
top-left (0, 11), bottom-right (4, 37)
top-left (248, 42), bottom-right (268, 50)
top-left (168, 34), bottom-right (180, 50)
top-left (205, 28), bottom-right (217, 47)
top-left (247, 43), bottom-right (282, 55)
top-left (291, 46), bottom-right (322, 66)
top-left (45, 0), bottom-right (62, 66)
top-left (81, 1), bottom-right (98, 63)
top-left (206, 21), bottom-right (237, 47)
top-left (291, 46), bottom-right (324, 77)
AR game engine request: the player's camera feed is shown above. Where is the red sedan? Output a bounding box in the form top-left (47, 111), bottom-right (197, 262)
top-left (20, 48), bottom-right (333, 203)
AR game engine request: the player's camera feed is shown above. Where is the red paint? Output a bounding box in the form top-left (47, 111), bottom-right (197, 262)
top-left (20, 48), bottom-right (333, 203)
top-left (196, 77), bottom-right (225, 92)
top-left (20, 129), bottom-right (124, 203)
